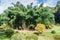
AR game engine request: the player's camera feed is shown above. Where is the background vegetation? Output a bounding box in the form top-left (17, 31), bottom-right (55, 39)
top-left (0, 1), bottom-right (60, 30)
top-left (0, 1), bottom-right (60, 40)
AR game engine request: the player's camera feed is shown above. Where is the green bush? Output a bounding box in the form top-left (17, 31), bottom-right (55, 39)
top-left (11, 33), bottom-right (25, 40)
top-left (0, 23), bottom-right (12, 30)
top-left (0, 28), bottom-right (5, 32)
top-left (51, 30), bottom-right (56, 34)
top-left (33, 32), bottom-right (39, 35)
top-left (5, 29), bottom-right (14, 37)
top-left (25, 34), bottom-right (38, 40)
top-left (29, 24), bottom-right (35, 30)
top-left (11, 33), bottom-right (38, 40)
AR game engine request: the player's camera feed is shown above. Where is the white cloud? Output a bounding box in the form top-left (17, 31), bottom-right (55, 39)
top-left (43, 0), bottom-right (58, 7)
top-left (11, 0), bottom-right (38, 6)
top-left (0, 0), bottom-right (38, 13)
top-left (0, 0), bottom-right (59, 14)
top-left (20, 0), bottom-right (38, 6)
top-left (0, 6), bottom-right (8, 14)
top-left (0, 6), bottom-right (4, 14)
top-left (0, 0), bottom-right (13, 14)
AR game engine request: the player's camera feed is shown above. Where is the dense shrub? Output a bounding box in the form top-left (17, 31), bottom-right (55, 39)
top-left (29, 24), bottom-right (35, 30)
top-left (51, 30), bottom-right (56, 34)
top-left (0, 23), bottom-right (12, 30)
top-left (5, 29), bottom-right (14, 37)
top-left (25, 34), bottom-right (38, 40)
top-left (0, 24), bottom-right (5, 32)
top-left (0, 24), bottom-right (7, 30)
top-left (11, 33), bottom-right (38, 40)
top-left (0, 28), bottom-right (5, 32)
top-left (35, 24), bottom-right (45, 34)
top-left (11, 33), bottom-right (25, 40)
top-left (33, 32), bottom-right (40, 35)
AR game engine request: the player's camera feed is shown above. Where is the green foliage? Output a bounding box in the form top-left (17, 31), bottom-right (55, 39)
top-left (5, 29), bottom-right (14, 37)
top-left (0, 23), bottom-right (12, 30)
top-left (51, 30), bottom-right (56, 34)
top-left (0, 28), bottom-right (5, 32)
top-left (33, 32), bottom-right (40, 35)
top-left (0, 2), bottom-right (55, 29)
top-left (11, 33), bottom-right (25, 40)
top-left (11, 33), bottom-right (38, 40)
top-left (55, 1), bottom-right (60, 24)
top-left (29, 24), bottom-right (35, 30)
top-left (25, 34), bottom-right (38, 40)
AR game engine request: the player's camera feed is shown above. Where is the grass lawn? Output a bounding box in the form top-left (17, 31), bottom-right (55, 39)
top-left (40, 25), bottom-right (60, 40)
top-left (0, 34), bottom-right (10, 40)
top-left (0, 25), bottom-right (60, 40)
top-left (0, 32), bottom-right (60, 40)
top-left (43, 25), bottom-right (60, 35)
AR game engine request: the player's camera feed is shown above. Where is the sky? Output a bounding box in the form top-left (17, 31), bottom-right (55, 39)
top-left (0, 0), bottom-right (59, 14)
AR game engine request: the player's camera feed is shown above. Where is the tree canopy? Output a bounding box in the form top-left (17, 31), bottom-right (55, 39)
top-left (0, 1), bottom-right (58, 29)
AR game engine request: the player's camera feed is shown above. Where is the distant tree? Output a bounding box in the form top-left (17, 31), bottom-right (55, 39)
top-left (54, 1), bottom-right (60, 24)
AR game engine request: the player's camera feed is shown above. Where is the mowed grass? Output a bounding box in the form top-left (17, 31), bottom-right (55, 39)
top-left (40, 25), bottom-right (60, 40)
top-left (43, 25), bottom-right (60, 35)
